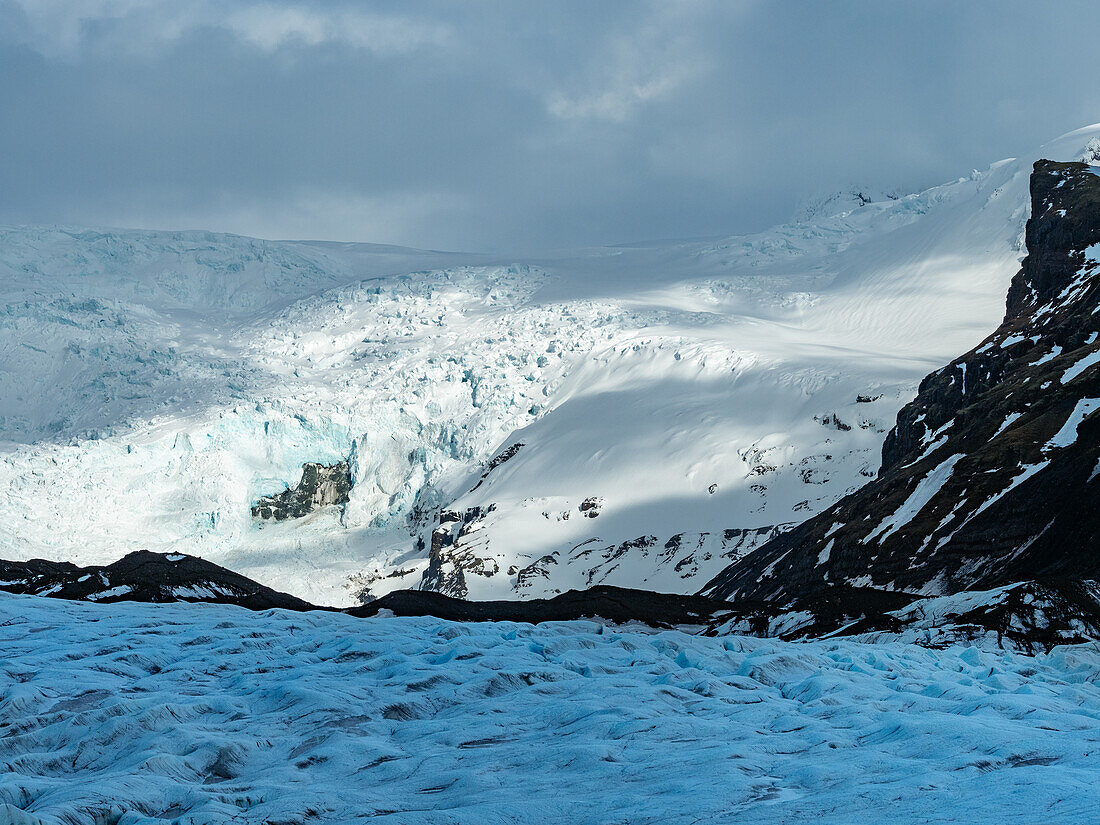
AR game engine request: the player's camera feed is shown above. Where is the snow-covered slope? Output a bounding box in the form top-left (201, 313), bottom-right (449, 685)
top-left (705, 146), bottom-right (1100, 606)
top-left (4, 128), bottom-right (1100, 606)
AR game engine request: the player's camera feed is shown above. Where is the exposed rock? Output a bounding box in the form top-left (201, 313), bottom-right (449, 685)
top-left (353, 577), bottom-right (1100, 653)
top-left (0, 550), bottom-right (315, 611)
top-left (857, 579), bottom-right (1100, 653)
top-left (420, 505), bottom-right (498, 598)
top-left (468, 443), bottom-right (524, 493)
top-left (515, 553), bottom-right (559, 589)
top-left (703, 579), bottom-right (1100, 654)
top-left (510, 524), bottom-right (794, 595)
top-left (815, 412), bottom-right (852, 431)
top-left (579, 496), bottom-right (602, 517)
top-left (252, 461), bottom-right (352, 521)
top-left (350, 584), bottom-right (742, 627)
top-left (1, 551), bottom-right (1095, 653)
top-left (705, 160), bottom-right (1100, 603)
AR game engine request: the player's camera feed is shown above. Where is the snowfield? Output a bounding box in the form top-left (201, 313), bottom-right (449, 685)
top-left (0, 595), bottom-right (1097, 824)
top-left (3, 126), bottom-right (1100, 604)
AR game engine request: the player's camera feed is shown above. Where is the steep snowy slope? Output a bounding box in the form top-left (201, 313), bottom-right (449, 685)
top-left (706, 153), bottom-right (1100, 604)
top-left (4, 128), bottom-right (1099, 605)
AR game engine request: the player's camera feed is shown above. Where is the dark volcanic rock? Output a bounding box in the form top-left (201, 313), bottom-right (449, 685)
top-left (468, 442), bottom-right (524, 493)
top-left (350, 584), bottom-right (743, 626)
top-left (420, 505), bottom-right (499, 599)
top-left (353, 580), bottom-right (1100, 652)
top-left (1, 553), bottom-right (1093, 653)
top-left (705, 579), bottom-right (1100, 653)
top-left (877, 578), bottom-right (1100, 654)
top-left (0, 550), bottom-right (316, 611)
top-left (252, 461), bottom-right (352, 521)
top-left (705, 160), bottom-right (1100, 603)
top-left (579, 496), bottom-right (602, 517)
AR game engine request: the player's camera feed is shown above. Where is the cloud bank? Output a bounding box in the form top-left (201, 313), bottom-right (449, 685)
top-left (1, 0), bottom-right (1099, 251)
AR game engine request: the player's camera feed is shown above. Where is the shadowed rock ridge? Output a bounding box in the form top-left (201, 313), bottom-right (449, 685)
top-left (705, 160), bottom-right (1100, 603)
top-left (1, 550), bottom-right (1097, 652)
top-left (0, 550), bottom-right (315, 611)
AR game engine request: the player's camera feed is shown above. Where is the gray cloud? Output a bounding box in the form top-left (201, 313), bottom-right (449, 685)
top-left (0, 1), bottom-right (452, 58)
top-left (1, 0), bottom-right (1099, 251)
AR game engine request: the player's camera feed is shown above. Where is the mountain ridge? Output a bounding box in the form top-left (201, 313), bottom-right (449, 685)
top-left (705, 158), bottom-right (1100, 603)
top-left (3, 547), bottom-right (1096, 653)
top-left (3, 127), bottom-right (1100, 606)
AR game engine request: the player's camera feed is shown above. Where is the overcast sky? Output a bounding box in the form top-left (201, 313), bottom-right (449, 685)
top-left (2, 1), bottom-right (1100, 251)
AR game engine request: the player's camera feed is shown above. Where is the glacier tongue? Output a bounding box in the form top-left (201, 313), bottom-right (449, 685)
top-left (4, 127), bottom-right (1100, 606)
top-left (1, 594), bottom-right (1098, 824)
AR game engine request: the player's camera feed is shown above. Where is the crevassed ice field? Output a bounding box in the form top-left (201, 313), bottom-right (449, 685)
top-left (1, 596), bottom-right (1099, 825)
top-left (10, 129), bottom-right (1093, 605)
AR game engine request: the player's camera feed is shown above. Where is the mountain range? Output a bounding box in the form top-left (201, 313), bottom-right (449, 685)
top-left (2, 127), bottom-right (1100, 651)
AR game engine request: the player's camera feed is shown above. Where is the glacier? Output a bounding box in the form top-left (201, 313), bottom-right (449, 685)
top-left (0, 594), bottom-right (1097, 824)
top-left (4, 127), bottom-right (1100, 605)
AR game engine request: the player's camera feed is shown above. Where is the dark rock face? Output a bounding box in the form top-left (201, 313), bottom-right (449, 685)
top-left (579, 497), bottom-right (602, 517)
top-left (468, 442), bottom-right (524, 493)
top-left (252, 461), bottom-right (352, 521)
top-left (350, 584), bottom-right (742, 627)
top-left (1, 552), bottom-right (1094, 653)
top-left (0, 550), bottom-right (315, 611)
top-left (420, 505), bottom-right (498, 599)
top-left (353, 578), bottom-right (1100, 653)
top-left (879, 579), bottom-right (1100, 654)
top-left (706, 160), bottom-right (1100, 603)
top-left (705, 578), bottom-right (1100, 654)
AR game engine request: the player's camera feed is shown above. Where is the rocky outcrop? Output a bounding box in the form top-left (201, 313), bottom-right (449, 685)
top-left (467, 443), bottom-right (524, 493)
top-left (579, 497), bottom-right (602, 517)
top-left (705, 578), bottom-right (1100, 654)
top-left (858, 579), bottom-right (1100, 654)
top-left (0, 550), bottom-right (316, 611)
top-left (351, 584), bottom-right (743, 627)
top-left (414, 501), bottom-right (787, 600)
top-left (1, 550), bottom-right (1095, 652)
top-left (354, 577), bottom-right (1100, 654)
top-left (512, 525), bottom-right (793, 595)
top-left (705, 160), bottom-right (1100, 603)
top-left (252, 461), bottom-right (352, 520)
top-left (420, 505), bottom-right (498, 598)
